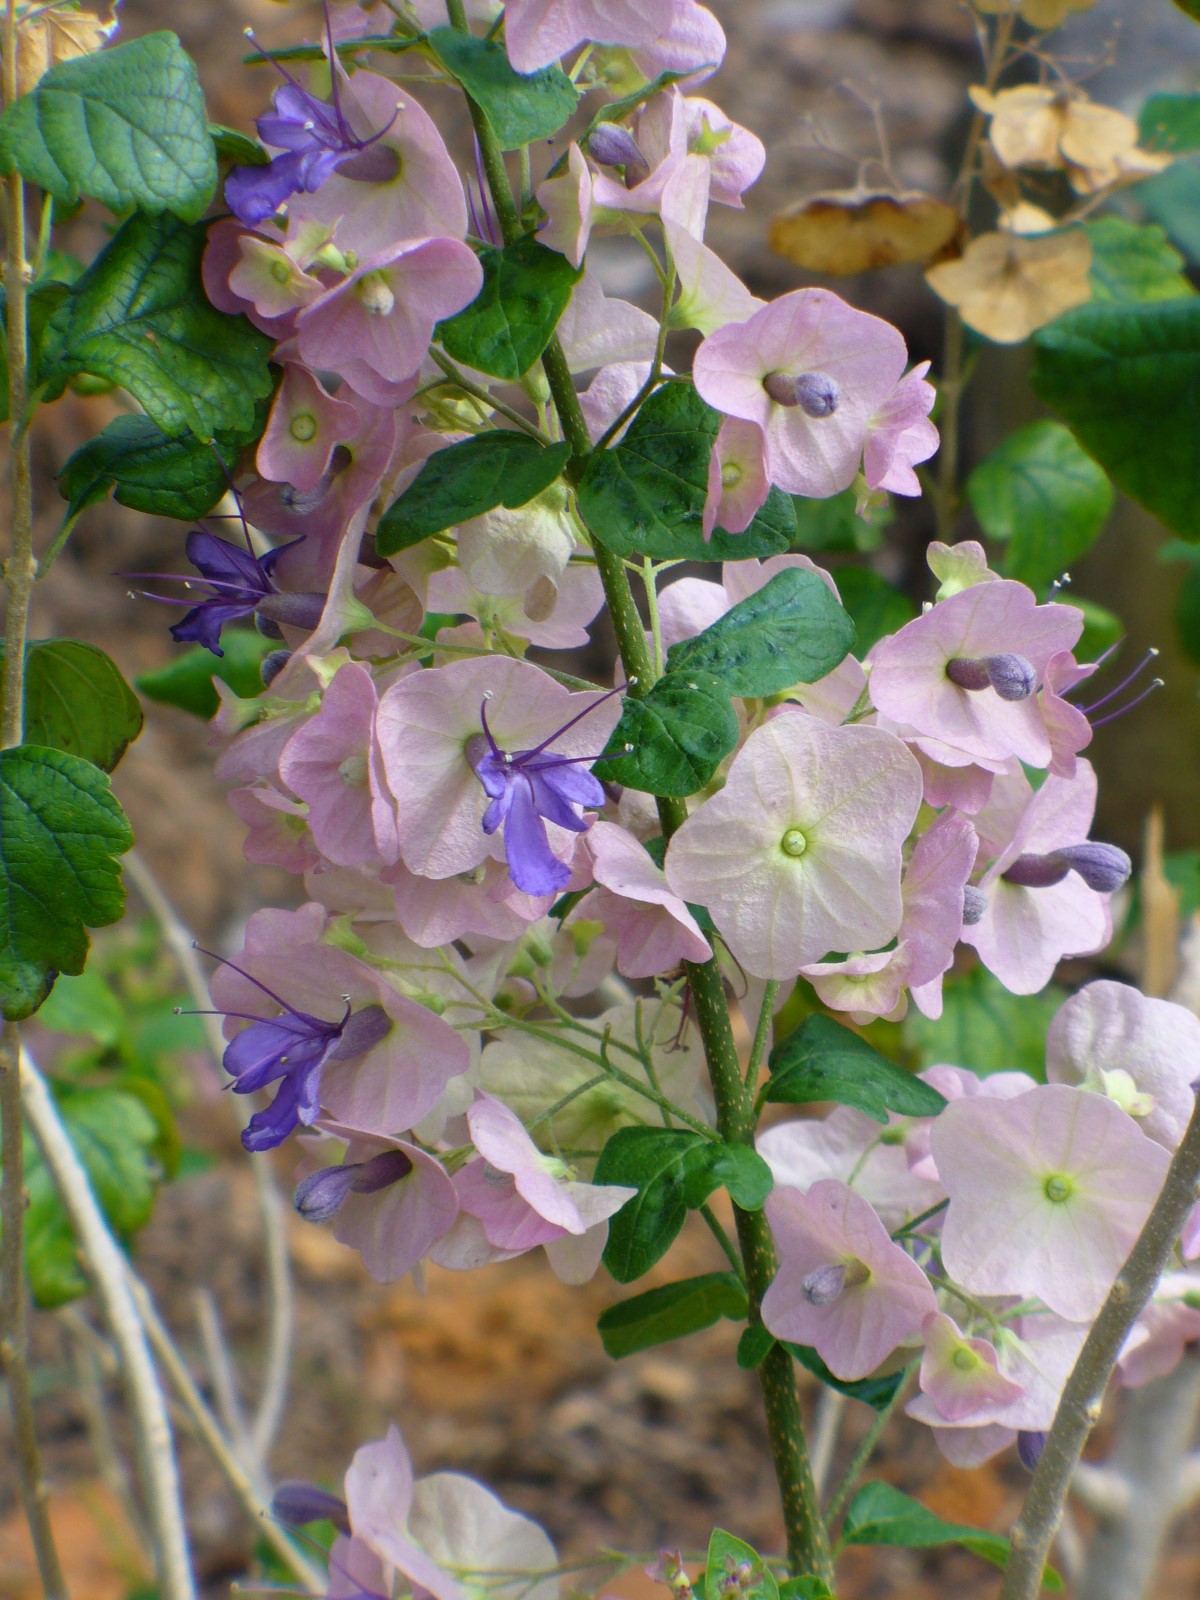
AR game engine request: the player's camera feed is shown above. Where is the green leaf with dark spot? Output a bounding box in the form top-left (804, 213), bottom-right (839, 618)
top-left (135, 630), bottom-right (276, 720)
top-left (967, 419), bottom-right (1114, 591)
top-left (841, 1482), bottom-right (1063, 1590)
top-left (0, 747), bottom-right (133, 1021)
top-left (59, 406), bottom-right (269, 523)
top-left (833, 567), bottom-right (917, 654)
top-left (0, 33), bottom-right (217, 220)
top-left (704, 1531), bottom-right (778, 1600)
top-left (23, 640), bottom-right (142, 772)
top-left (426, 27), bottom-right (578, 148)
top-left (600, 670), bottom-right (738, 797)
top-left (765, 1014), bottom-right (946, 1123)
top-left (1033, 297), bottom-right (1200, 541)
top-left (667, 567), bottom-right (856, 698)
top-left (40, 213), bottom-right (274, 441)
top-left (375, 433), bottom-right (570, 553)
top-left (597, 1273), bottom-right (747, 1358)
top-left (438, 236), bottom-right (581, 379)
top-left (1085, 217), bottom-right (1194, 303)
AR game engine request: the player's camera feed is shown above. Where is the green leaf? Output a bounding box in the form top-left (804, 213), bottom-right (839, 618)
top-left (765, 1014), bottom-right (947, 1124)
top-left (1033, 297), bottom-right (1200, 541)
top-left (19, 1085), bottom-right (161, 1308)
top-left (902, 964), bottom-right (1063, 1079)
top-left (785, 1341), bottom-right (907, 1410)
top-left (778, 1580), bottom-right (836, 1600)
top-left (667, 568), bottom-right (856, 699)
top-left (736, 1324), bottom-right (775, 1370)
top-left (37, 969), bottom-right (127, 1051)
top-left (967, 420), bottom-right (1113, 591)
top-left (577, 384), bottom-right (797, 560)
top-left (23, 639), bottom-right (142, 772)
top-left (1170, 0), bottom-right (1200, 23)
top-left (1178, 557), bottom-right (1200, 666)
top-left (59, 408), bottom-right (267, 523)
top-left (0, 746), bottom-right (133, 1021)
top-left (597, 1272), bottom-right (747, 1358)
top-left (41, 213), bottom-right (274, 441)
top-left (596, 1129), bottom-right (769, 1283)
top-left (438, 236), bottom-right (581, 380)
top-left (1084, 217), bottom-right (1194, 303)
top-left (134, 630), bottom-right (276, 720)
top-left (600, 670), bottom-right (739, 797)
top-left (1164, 848), bottom-right (1200, 917)
top-left (210, 122), bottom-right (268, 166)
top-left (1136, 161), bottom-right (1200, 263)
top-left (704, 1531), bottom-right (778, 1600)
top-left (792, 487), bottom-right (889, 554)
top-left (596, 1126), bottom-right (710, 1283)
top-left (841, 1482), bottom-right (1063, 1590)
top-left (0, 33), bottom-right (216, 221)
top-left (833, 567), bottom-right (917, 654)
top-left (426, 27), bottom-right (578, 149)
top-left (375, 433), bottom-right (571, 554)
top-left (1139, 92), bottom-right (1200, 151)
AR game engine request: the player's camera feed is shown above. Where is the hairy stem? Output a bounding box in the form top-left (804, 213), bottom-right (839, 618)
top-left (999, 1093), bottom-right (1200, 1600)
top-left (20, 1049), bottom-right (196, 1600)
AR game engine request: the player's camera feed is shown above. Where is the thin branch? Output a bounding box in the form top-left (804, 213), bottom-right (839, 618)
top-left (122, 849), bottom-right (295, 1472)
top-left (193, 1290), bottom-right (255, 1471)
top-left (20, 1049), bottom-right (195, 1600)
top-left (127, 1273), bottom-right (326, 1594)
top-left (825, 1363), bottom-right (917, 1528)
top-left (998, 1092), bottom-right (1200, 1600)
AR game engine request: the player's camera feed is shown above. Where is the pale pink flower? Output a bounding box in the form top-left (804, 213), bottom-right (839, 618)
top-left (757, 1108), bottom-right (943, 1229)
top-left (927, 538), bottom-right (1001, 600)
top-left (228, 233), bottom-right (323, 327)
top-left (932, 1084), bottom-right (1172, 1321)
top-left (863, 361), bottom-right (939, 496)
top-left (343, 1427), bottom-right (466, 1600)
top-left (702, 416), bottom-right (770, 538)
top-left (579, 820), bottom-right (712, 978)
top-left (407, 1473), bottom-right (559, 1600)
top-left (667, 220), bottom-right (763, 338)
top-left (906, 1064), bottom-right (1038, 1184)
top-left (386, 856), bottom-right (548, 949)
top-left (227, 784), bottom-right (317, 874)
top-left (503, 0), bottom-right (676, 74)
top-left (622, 2), bottom-right (726, 87)
top-left (915, 1312), bottom-right (1025, 1423)
top-left (1046, 980), bottom-right (1200, 1150)
top-left (427, 562), bottom-right (605, 651)
top-left (277, 662), bottom-right (399, 869)
top-left (256, 363), bottom-right (360, 493)
top-left (664, 712), bottom-right (922, 979)
top-left (1117, 1275), bottom-right (1200, 1388)
top-left (1040, 649), bottom-right (1095, 779)
top-left (762, 1181), bottom-right (937, 1380)
top-left (555, 271), bottom-right (659, 373)
top-left (868, 580), bottom-right (1084, 768)
top-left (693, 289), bottom-right (909, 497)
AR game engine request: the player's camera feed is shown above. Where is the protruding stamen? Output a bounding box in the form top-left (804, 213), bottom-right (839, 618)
top-left (1090, 678), bottom-right (1163, 728)
top-left (946, 652), bottom-right (1036, 701)
top-left (1078, 648), bottom-right (1160, 717)
top-left (763, 371), bottom-right (842, 417)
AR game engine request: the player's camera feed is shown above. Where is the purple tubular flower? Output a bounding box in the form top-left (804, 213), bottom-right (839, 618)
top-left (225, 29), bottom-right (400, 225)
top-left (271, 1480), bottom-right (351, 1533)
top-left (466, 692), bottom-right (618, 897)
top-left (293, 1147), bottom-right (414, 1224)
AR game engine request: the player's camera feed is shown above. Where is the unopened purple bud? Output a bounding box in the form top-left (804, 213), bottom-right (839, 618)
top-left (329, 1003), bottom-right (393, 1061)
top-left (1053, 842), bottom-right (1132, 895)
top-left (801, 1263), bottom-right (847, 1306)
top-left (294, 1147), bottom-right (414, 1223)
top-left (255, 590), bottom-right (328, 632)
top-left (962, 884), bottom-right (987, 925)
top-left (587, 123), bottom-right (651, 187)
top-left (271, 1480), bottom-right (351, 1533)
top-left (1017, 1431), bottom-right (1046, 1472)
top-left (946, 653), bottom-right (1036, 701)
top-left (763, 371), bottom-right (842, 417)
top-left (261, 649), bottom-right (291, 687)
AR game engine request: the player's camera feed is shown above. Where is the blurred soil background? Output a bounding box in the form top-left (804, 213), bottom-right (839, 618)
top-left (3, 0), bottom-right (1200, 1595)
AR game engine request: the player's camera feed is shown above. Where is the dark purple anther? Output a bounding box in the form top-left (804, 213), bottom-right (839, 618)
top-left (1002, 842), bottom-right (1131, 895)
top-left (946, 652), bottom-right (1037, 702)
top-left (293, 1147), bottom-right (414, 1223)
top-left (961, 885), bottom-right (987, 926)
top-left (763, 370), bottom-right (842, 417)
top-left (587, 122), bottom-right (651, 188)
top-left (272, 1480), bottom-right (351, 1533)
top-left (1017, 1431), bottom-right (1046, 1472)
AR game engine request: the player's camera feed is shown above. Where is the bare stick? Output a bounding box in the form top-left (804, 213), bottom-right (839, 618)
top-left (193, 1289), bottom-right (256, 1476)
top-left (122, 849), bottom-right (296, 1470)
top-left (20, 1049), bottom-right (196, 1600)
top-left (127, 1273), bottom-right (327, 1594)
top-left (998, 1092), bottom-right (1200, 1600)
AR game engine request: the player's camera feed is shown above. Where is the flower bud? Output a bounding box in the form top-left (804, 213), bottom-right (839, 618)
top-left (261, 649), bottom-right (291, 687)
top-left (271, 1480), bottom-right (351, 1533)
top-left (945, 652), bottom-right (1036, 701)
top-left (1017, 1431), bottom-right (1046, 1472)
top-left (962, 884), bottom-right (987, 925)
top-left (330, 1003), bottom-right (394, 1061)
top-left (255, 590), bottom-right (329, 632)
top-left (1053, 842), bottom-right (1132, 895)
top-left (763, 371), bottom-right (842, 417)
top-left (587, 123), bottom-right (651, 188)
top-left (293, 1147), bottom-right (414, 1223)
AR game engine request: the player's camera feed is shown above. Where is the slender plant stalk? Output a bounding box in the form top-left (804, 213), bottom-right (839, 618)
top-left (824, 1362), bottom-right (916, 1528)
top-left (0, 12), bottom-right (69, 1593)
top-left (20, 1049), bottom-right (197, 1600)
top-left (446, 14), bottom-right (834, 1571)
top-left (122, 849), bottom-right (297, 1473)
top-left (998, 1092), bottom-right (1200, 1600)
top-left (127, 1274), bottom-right (327, 1595)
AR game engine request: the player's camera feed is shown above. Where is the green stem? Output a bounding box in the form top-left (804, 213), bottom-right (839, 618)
top-left (825, 1362), bottom-right (917, 1530)
top-left (745, 980), bottom-right (779, 1093)
top-left (699, 1204), bottom-right (744, 1278)
top-left (453, 21), bottom-right (832, 1577)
